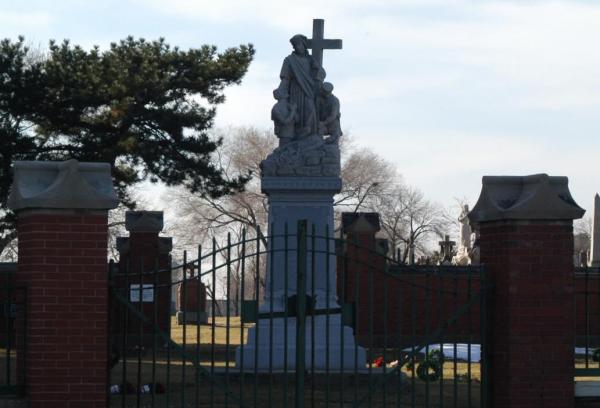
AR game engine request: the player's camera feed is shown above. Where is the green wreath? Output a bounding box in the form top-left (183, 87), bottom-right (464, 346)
top-left (416, 359), bottom-right (441, 382)
top-left (592, 348), bottom-right (600, 363)
top-left (428, 349), bottom-right (445, 364)
top-left (416, 350), bottom-right (445, 382)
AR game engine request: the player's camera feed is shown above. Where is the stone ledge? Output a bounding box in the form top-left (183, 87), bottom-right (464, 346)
top-left (261, 176), bottom-right (342, 193)
top-left (576, 381), bottom-right (600, 398)
top-left (468, 173), bottom-right (584, 227)
top-left (116, 236), bottom-right (172, 255)
top-left (8, 159), bottom-right (118, 211)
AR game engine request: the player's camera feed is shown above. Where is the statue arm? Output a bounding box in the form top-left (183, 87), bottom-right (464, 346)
top-left (323, 97), bottom-right (340, 124)
top-left (283, 105), bottom-right (296, 124)
top-left (272, 104), bottom-right (296, 125)
top-left (279, 57), bottom-right (291, 91)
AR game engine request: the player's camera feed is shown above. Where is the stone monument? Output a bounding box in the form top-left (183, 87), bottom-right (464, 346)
top-left (236, 19), bottom-right (366, 371)
top-left (452, 204), bottom-right (472, 266)
top-left (590, 193), bottom-right (600, 267)
top-left (438, 235), bottom-right (456, 265)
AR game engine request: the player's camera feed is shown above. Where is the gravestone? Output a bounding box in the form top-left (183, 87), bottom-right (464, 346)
top-left (236, 19), bottom-right (366, 371)
top-left (176, 268), bottom-right (208, 325)
top-left (590, 193), bottom-right (600, 267)
top-left (438, 235), bottom-right (455, 265)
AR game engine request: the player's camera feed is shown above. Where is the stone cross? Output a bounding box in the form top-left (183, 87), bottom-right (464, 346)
top-left (439, 234), bottom-right (456, 262)
top-left (308, 19), bottom-right (343, 67)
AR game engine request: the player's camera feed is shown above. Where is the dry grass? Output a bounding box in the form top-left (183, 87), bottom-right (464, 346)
top-left (575, 356), bottom-right (600, 381)
top-left (109, 317), bottom-right (483, 407)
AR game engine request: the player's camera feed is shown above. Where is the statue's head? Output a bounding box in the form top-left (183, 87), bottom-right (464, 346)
top-left (321, 82), bottom-right (334, 95)
top-left (290, 34), bottom-right (309, 56)
top-left (273, 88), bottom-right (288, 100)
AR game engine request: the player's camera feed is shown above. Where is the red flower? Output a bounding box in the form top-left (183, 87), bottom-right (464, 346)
top-left (373, 356), bottom-right (385, 367)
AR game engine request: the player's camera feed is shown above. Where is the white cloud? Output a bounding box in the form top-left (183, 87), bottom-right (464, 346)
top-left (0, 10), bottom-right (53, 32)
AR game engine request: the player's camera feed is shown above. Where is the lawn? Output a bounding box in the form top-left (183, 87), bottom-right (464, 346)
top-left (109, 317), bottom-right (483, 407)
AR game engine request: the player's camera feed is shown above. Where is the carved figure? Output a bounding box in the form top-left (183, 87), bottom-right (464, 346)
top-left (452, 204), bottom-right (472, 266)
top-left (271, 88), bottom-right (297, 146)
top-left (277, 34), bottom-right (325, 139)
top-left (318, 82), bottom-right (342, 144)
top-left (458, 204), bottom-right (472, 249)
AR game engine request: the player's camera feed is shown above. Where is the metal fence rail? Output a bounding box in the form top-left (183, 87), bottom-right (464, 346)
top-left (108, 222), bottom-right (489, 407)
top-left (0, 263), bottom-right (26, 396)
top-left (575, 266), bottom-right (600, 378)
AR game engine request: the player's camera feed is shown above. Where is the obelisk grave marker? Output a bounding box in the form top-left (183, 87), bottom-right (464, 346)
top-left (590, 193), bottom-right (600, 267)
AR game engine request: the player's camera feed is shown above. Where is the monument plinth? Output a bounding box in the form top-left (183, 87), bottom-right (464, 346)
top-left (236, 19), bottom-right (366, 371)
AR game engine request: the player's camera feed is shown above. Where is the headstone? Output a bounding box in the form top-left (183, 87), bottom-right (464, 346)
top-left (176, 268), bottom-right (208, 325)
top-left (590, 193), bottom-right (600, 267)
top-left (408, 243), bottom-right (415, 265)
top-left (236, 19), bottom-right (366, 371)
top-left (579, 250), bottom-right (588, 267)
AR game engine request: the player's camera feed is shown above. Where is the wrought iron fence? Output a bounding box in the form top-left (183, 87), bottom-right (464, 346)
top-left (108, 221), bottom-right (490, 407)
top-left (575, 266), bottom-right (600, 378)
top-left (0, 263), bottom-right (26, 396)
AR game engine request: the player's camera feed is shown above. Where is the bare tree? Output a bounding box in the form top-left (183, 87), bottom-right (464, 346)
top-left (368, 185), bottom-right (449, 263)
top-left (335, 147), bottom-right (399, 212)
top-left (574, 215), bottom-right (592, 263)
top-left (165, 127), bottom-right (449, 278)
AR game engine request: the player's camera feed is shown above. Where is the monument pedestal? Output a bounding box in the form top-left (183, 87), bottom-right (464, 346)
top-left (236, 176), bottom-right (366, 371)
top-left (236, 315), bottom-right (366, 371)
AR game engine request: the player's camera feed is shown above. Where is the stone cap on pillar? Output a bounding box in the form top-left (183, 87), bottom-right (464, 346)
top-left (7, 159), bottom-right (118, 211)
top-left (468, 173), bottom-right (585, 227)
top-left (125, 211), bottom-right (164, 233)
top-left (341, 212), bottom-right (381, 234)
top-left (116, 236), bottom-right (173, 256)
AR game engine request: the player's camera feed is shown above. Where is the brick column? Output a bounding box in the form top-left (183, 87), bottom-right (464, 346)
top-left (8, 160), bottom-right (118, 408)
top-left (115, 211), bottom-right (172, 347)
top-left (337, 213), bottom-right (389, 343)
top-left (469, 174), bottom-right (584, 408)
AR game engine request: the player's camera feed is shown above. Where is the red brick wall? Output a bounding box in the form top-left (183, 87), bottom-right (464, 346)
top-left (480, 221), bottom-right (574, 408)
top-left (337, 235), bottom-right (482, 347)
top-left (17, 211), bottom-right (108, 408)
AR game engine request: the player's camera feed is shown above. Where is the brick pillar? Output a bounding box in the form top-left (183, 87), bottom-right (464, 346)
top-left (469, 174), bottom-right (584, 408)
top-left (8, 160), bottom-right (118, 408)
top-left (115, 211), bottom-right (172, 347)
top-left (337, 213), bottom-right (388, 342)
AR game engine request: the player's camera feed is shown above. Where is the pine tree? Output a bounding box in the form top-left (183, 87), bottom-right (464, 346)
top-left (0, 36), bottom-right (255, 256)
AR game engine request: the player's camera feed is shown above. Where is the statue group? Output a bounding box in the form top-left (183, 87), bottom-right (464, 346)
top-left (261, 24), bottom-right (343, 178)
top-left (271, 34), bottom-right (342, 147)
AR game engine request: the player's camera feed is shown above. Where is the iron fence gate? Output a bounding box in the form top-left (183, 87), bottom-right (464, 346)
top-left (0, 264), bottom-right (26, 397)
top-left (108, 221), bottom-right (490, 407)
top-left (574, 266), bottom-right (600, 379)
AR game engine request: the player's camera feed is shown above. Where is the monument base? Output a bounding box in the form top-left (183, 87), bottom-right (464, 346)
top-left (235, 314), bottom-right (366, 371)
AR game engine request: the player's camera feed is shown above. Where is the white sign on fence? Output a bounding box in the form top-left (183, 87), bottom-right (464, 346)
top-left (129, 284), bottom-right (154, 302)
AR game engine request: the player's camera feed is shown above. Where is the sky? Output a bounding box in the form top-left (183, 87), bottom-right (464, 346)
top-left (2, 0), bottom-right (600, 220)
